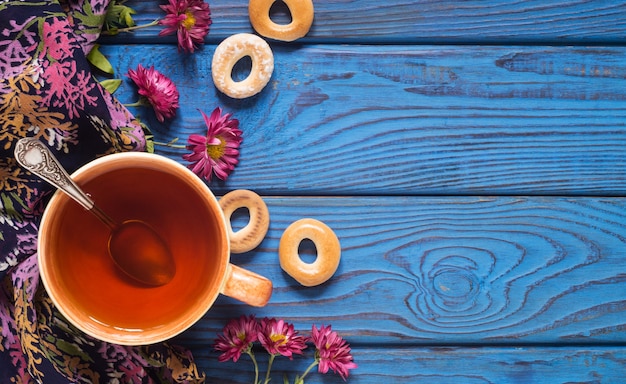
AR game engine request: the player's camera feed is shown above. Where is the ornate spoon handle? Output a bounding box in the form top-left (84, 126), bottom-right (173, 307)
top-left (14, 137), bottom-right (95, 211)
top-left (14, 138), bottom-right (118, 229)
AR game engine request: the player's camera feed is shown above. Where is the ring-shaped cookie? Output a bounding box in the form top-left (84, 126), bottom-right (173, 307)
top-left (279, 218), bottom-right (341, 287)
top-left (212, 33), bottom-right (274, 99)
top-left (219, 189), bottom-right (270, 253)
top-left (249, 0), bottom-right (314, 42)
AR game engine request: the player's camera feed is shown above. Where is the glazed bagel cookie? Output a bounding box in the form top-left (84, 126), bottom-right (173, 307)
top-left (279, 218), bottom-right (341, 287)
top-left (249, 0), bottom-right (314, 42)
top-left (211, 33), bottom-right (274, 99)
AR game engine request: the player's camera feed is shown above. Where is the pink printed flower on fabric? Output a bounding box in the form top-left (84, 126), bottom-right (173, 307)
top-left (182, 107), bottom-right (242, 182)
top-left (310, 325), bottom-right (357, 381)
top-left (259, 318), bottom-right (308, 359)
top-left (126, 64), bottom-right (179, 122)
top-left (42, 18), bottom-right (77, 61)
top-left (159, 0), bottom-right (211, 53)
top-left (214, 315), bottom-right (260, 362)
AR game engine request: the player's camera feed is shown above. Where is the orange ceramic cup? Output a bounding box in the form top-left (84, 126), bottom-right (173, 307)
top-left (38, 152), bottom-right (272, 345)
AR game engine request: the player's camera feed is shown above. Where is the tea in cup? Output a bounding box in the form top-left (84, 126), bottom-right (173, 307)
top-left (37, 152), bottom-right (272, 345)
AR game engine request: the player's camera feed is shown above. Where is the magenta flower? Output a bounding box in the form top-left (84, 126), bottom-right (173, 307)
top-left (159, 0), bottom-right (211, 53)
top-left (214, 315), bottom-right (260, 363)
top-left (258, 318), bottom-right (308, 359)
top-left (213, 316), bottom-right (357, 382)
top-left (126, 64), bottom-right (179, 122)
top-left (310, 325), bottom-right (357, 380)
top-left (182, 107), bottom-right (242, 181)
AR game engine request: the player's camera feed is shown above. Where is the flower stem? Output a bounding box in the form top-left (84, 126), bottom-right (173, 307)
top-left (247, 350), bottom-right (260, 384)
top-left (298, 359), bottom-right (319, 382)
top-left (264, 354), bottom-right (276, 384)
top-left (153, 139), bottom-right (186, 149)
top-left (102, 19), bottom-right (160, 35)
top-left (124, 99), bottom-right (148, 108)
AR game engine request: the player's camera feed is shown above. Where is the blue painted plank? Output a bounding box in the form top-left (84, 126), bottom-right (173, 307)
top-left (187, 346), bottom-right (626, 383)
top-left (101, 0), bottom-right (626, 44)
top-left (171, 196), bottom-right (626, 347)
top-left (98, 44), bottom-right (626, 196)
top-left (93, 4), bottom-right (626, 381)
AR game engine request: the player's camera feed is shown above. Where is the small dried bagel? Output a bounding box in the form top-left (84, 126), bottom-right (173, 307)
top-left (219, 189), bottom-right (270, 253)
top-left (248, 0), bottom-right (314, 42)
top-left (212, 33), bottom-right (274, 98)
top-left (279, 218), bottom-right (341, 286)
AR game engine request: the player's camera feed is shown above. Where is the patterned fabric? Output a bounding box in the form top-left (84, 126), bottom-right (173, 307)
top-left (0, 0), bottom-right (206, 382)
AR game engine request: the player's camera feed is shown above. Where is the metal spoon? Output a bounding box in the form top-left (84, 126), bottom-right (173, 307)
top-left (14, 138), bottom-right (176, 286)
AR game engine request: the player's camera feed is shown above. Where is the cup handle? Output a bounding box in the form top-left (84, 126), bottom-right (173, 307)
top-left (221, 263), bottom-right (272, 307)
top-left (219, 189), bottom-right (270, 253)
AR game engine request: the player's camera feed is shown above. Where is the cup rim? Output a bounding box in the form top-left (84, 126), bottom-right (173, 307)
top-left (38, 152), bottom-right (230, 345)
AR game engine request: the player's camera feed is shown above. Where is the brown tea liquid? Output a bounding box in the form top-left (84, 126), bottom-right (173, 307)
top-left (45, 166), bottom-right (225, 332)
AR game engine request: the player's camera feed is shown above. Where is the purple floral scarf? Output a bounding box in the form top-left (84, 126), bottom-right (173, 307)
top-left (0, 0), bottom-right (205, 382)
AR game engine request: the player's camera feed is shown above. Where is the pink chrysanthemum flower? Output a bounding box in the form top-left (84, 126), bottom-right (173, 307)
top-left (258, 318), bottom-right (308, 359)
top-left (182, 107), bottom-right (242, 181)
top-left (126, 64), bottom-right (179, 122)
top-left (158, 0), bottom-right (211, 53)
top-left (214, 315), bottom-right (259, 363)
top-left (310, 325), bottom-right (357, 381)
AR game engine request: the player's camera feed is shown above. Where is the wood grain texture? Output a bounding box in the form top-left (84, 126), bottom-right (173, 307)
top-left (172, 196), bottom-right (626, 347)
top-left (102, 0), bottom-right (626, 44)
top-left (189, 346), bottom-right (626, 383)
top-left (91, 2), bottom-right (626, 381)
top-left (99, 44), bottom-right (626, 196)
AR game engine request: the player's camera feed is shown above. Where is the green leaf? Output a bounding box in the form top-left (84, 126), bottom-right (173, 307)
top-left (138, 119), bottom-right (155, 153)
top-left (145, 136), bottom-right (155, 154)
top-left (120, 6), bottom-right (136, 27)
top-left (105, 2), bottom-right (136, 29)
top-left (99, 79), bottom-right (122, 94)
top-left (105, 26), bottom-right (120, 35)
top-left (87, 44), bottom-right (114, 74)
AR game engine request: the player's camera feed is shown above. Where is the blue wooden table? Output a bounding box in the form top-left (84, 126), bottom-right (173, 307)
top-left (99, 1), bottom-right (626, 382)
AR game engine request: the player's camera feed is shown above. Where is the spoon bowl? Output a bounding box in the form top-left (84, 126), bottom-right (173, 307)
top-left (14, 138), bottom-right (176, 286)
top-left (109, 220), bottom-right (176, 286)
